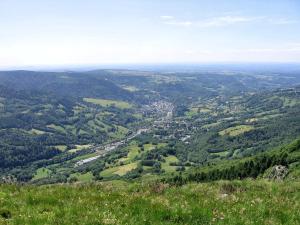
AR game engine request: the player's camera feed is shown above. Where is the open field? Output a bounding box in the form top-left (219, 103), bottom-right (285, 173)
top-left (0, 180), bottom-right (299, 225)
top-left (29, 129), bottom-right (46, 135)
top-left (118, 143), bottom-right (140, 163)
top-left (83, 98), bottom-right (133, 109)
top-left (100, 162), bottom-right (138, 177)
top-left (161, 156), bottom-right (179, 172)
top-left (46, 124), bottom-right (66, 133)
top-left (219, 125), bottom-right (254, 137)
top-left (32, 168), bottom-right (52, 180)
top-left (144, 143), bottom-right (155, 152)
top-left (55, 145), bottom-right (67, 151)
top-left (69, 172), bottom-right (94, 182)
top-left (68, 144), bottom-right (92, 153)
top-left (121, 85), bottom-right (139, 92)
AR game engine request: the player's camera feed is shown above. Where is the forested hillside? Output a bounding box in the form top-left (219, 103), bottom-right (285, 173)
top-left (167, 138), bottom-right (300, 185)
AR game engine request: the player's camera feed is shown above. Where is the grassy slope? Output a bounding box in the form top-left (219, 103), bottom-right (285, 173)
top-left (0, 180), bottom-right (299, 225)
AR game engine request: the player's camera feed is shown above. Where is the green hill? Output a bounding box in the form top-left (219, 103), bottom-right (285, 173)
top-left (167, 138), bottom-right (300, 185)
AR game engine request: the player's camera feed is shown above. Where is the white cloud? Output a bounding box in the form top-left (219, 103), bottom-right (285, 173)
top-left (160, 15), bottom-right (174, 20)
top-left (268, 18), bottom-right (298, 25)
top-left (211, 45), bottom-right (300, 54)
top-left (161, 15), bottom-right (262, 28)
top-left (161, 15), bottom-right (298, 28)
top-left (164, 20), bottom-right (193, 27)
top-left (201, 16), bottom-right (263, 27)
top-left (243, 43), bottom-right (300, 53)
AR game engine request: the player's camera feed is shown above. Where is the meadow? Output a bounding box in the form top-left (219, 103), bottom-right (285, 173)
top-left (0, 180), bottom-right (299, 225)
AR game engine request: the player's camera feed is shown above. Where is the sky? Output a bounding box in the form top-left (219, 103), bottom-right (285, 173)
top-left (0, 0), bottom-right (300, 69)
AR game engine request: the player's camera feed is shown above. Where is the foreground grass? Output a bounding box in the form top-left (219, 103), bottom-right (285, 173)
top-left (0, 180), bottom-right (299, 225)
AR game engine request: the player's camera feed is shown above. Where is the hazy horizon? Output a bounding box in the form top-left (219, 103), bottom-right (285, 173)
top-left (1, 0), bottom-right (300, 69)
top-left (2, 62), bottom-right (300, 73)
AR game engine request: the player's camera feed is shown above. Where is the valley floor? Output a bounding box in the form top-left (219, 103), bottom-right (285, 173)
top-left (0, 180), bottom-right (299, 225)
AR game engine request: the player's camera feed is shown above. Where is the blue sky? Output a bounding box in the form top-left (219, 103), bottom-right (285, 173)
top-left (0, 0), bottom-right (300, 68)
